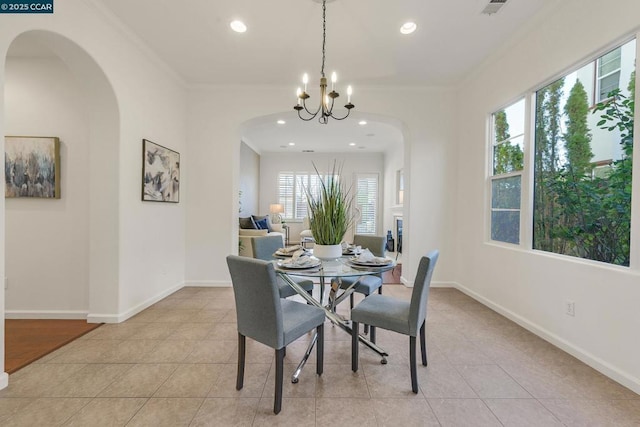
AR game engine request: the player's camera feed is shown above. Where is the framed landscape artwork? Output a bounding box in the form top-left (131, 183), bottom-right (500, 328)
top-left (142, 139), bottom-right (180, 203)
top-left (5, 136), bottom-right (61, 199)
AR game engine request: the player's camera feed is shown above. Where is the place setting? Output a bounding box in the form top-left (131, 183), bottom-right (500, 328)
top-left (276, 249), bottom-right (321, 270)
top-left (274, 244), bottom-right (308, 257)
top-left (348, 248), bottom-right (393, 268)
top-left (341, 241), bottom-right (361, 256)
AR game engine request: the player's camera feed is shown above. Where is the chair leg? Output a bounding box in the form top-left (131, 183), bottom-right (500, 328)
top-left (236, 333), bottom-right (245, 390)
top-left (365, 286), bottom-right (382, 338)
top-left (420, 321), bottom-right (427, 366)
top-left (351, 321), bottom-right (359, 372)
top-left (363, 293), bottom-right (369, 335)
top-left (316, 324), bottom-right (324, 375)
top-left (350, 292), bottom-right (354, 309)
top-left (409, 336), bottom-right (418, 393)
top-left (274, 347), bottom-right (285, 414)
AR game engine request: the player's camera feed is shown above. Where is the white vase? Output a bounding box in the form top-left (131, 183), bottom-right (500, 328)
top-left (313, 244), bottom-right (342, 260)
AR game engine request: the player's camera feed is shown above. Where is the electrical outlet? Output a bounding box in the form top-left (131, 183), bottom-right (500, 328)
top-left (565, 300), bottom-right (575, 317)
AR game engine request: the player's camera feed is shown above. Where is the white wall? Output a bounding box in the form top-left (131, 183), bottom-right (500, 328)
top-left (258, 152), bottom-right (384, 241)
top-left (186, 85), bottom-right (457, 289)
top-left (239, 141), bottom-right (259, 217)
top-left (383, 146), bottom-right (404, 255)
top-left (456, 0), bottom-right (640, 393)
top-left (0, 0), bottom-right (187, 384)
top-left (4, 57), bottom-right (90, 317)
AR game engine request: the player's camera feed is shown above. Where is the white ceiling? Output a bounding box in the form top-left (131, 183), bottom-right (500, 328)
top-left (8, 0), bottom-right (557, 153)
top-left (93, 0), bottom-right (553, 87)
top-left (241, 111), bottom-right (404, 154)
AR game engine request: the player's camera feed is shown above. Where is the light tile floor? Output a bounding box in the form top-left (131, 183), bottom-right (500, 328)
top-left (1, 286), bottom-right (639, 426)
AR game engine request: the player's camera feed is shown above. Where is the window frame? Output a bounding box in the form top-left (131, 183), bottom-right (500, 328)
top-left (353, 172), bottom-right (380, 235)
top-left (488, 97), bottom-right (526, 246)
top-left (486, 33), bottom-right (638, 269)
top-left (277, 171), bottom-right (339, 221)
top-left (596, 46), bottom-right (622, 102)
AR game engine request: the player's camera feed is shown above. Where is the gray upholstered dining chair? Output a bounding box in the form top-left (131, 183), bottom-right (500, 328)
top-left (339, 234), bottom-right (386, 309)
top-left (226, 255), bottom-right (325, 414)
top-left (252, 235), bottom-right (314, 299)
top-left (350, 250), bottom-right (439, 393)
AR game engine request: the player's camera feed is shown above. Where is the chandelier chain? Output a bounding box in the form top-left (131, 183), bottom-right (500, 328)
top-left (321, 0), bottom-right (326, 78)
top-left (293, 0), bottom-right (354, 123)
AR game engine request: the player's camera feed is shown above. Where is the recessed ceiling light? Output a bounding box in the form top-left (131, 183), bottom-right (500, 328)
top-left (288, 142), bottom-right (295, 146)
top-left (277, 120), bottom-right (286, 125)
top-left (400, 22), bottom-right (417, 35)
top-left (358, 120), bottom-right (367, 125)
top-left (230, 20), bottom-right (247, 33)
top-left (349, 142), bottom-right (356, 146)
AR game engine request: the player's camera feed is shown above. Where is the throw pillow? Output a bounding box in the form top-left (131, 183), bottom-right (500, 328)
top-left (254, 217), bottom-right (269, 230)
top-left (252, 215), bottom-right (273, 232)
top-left (239, 216), bottom-right (257, 229)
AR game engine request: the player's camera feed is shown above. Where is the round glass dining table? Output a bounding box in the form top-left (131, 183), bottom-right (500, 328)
top-left (275, 256), bottom-right (395, 382)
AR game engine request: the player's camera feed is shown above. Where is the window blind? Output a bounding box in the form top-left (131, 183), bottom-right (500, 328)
top-left (354, 173), bottom-right (378, 234)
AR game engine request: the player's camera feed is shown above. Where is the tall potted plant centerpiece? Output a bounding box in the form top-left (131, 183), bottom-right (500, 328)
top-left (305, 161), bottom-right (353, 260)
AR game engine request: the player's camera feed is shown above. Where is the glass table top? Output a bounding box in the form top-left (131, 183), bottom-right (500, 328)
top-left (274, 256), bottom-right (395, 278)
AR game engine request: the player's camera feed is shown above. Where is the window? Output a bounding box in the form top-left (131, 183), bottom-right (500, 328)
top-left (490, 99), bottom-right (525, 244)
top-left (532, 38), bottom-right (635, 266)
top-left (354, 173), bottom-right (379, 234)
top-left (597, 47), bottom-right (622, 102)
top-left (277, 171), bottom-right (337, 221)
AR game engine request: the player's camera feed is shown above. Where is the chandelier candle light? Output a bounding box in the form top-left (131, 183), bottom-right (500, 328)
top-left (294, 0), bottom-right (355, 124)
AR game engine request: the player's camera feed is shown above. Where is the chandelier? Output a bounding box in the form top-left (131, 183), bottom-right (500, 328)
top-left (293, 0), bottom-right (355, 124)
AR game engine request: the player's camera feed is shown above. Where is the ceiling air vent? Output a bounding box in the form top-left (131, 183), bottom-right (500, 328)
top-left (302, 150), bottom-right (315, 153)
top-left (481, 0), bottom-right (508, 15)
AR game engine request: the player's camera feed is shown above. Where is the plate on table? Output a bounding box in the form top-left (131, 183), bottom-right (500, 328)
top-left (348, 257), bottom-right (393, 267)
top-left (277, 258), bottom-right (321, 269)
top-left (275, 250), bottom-right (294, 257)
top-left (275, 249), bottom-right (307, 257)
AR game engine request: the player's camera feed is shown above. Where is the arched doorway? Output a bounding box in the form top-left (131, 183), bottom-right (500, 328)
top-left (3, 31), bottom-right (120, 330)
top-left (237, 110), bottom-right (407, 268)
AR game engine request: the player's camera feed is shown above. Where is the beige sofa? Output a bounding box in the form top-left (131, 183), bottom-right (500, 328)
top-left (239, 224), bottom-right (285, 257)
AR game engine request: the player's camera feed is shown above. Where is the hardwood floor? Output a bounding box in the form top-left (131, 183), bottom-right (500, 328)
top-left (382, 262), bottom-right (402, 283)
top-left (4, 319), bottom-right (102, 374)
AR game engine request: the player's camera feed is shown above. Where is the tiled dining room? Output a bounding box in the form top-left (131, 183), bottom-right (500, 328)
top-left (2, 0), bottom-right (640, 425)
top-left (1, 284), bottom-right (638, 426)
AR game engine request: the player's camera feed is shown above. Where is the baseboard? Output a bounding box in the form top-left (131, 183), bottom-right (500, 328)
top-left (5, 310), bottom-right (88, 320)
top-left (87, 281), bottom-right (185, 324)
top-left (400, 276), bottom-right (455, 288)
top-left (431, 280), bottom-right (456, 288)
top-left (0, 372), bottom-right (8, 390)
top-left (86, 313), bottom-right (123, 324)
top-left (453, 281), bottom-right (640, 395)
top-left (184, 280), bottom-right (231, 287)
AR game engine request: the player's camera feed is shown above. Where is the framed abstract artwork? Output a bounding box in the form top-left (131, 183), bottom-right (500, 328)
top-left (5, 136), bottom-right (61, 199)
top-left (142, 139), bottom-right (180, 203)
